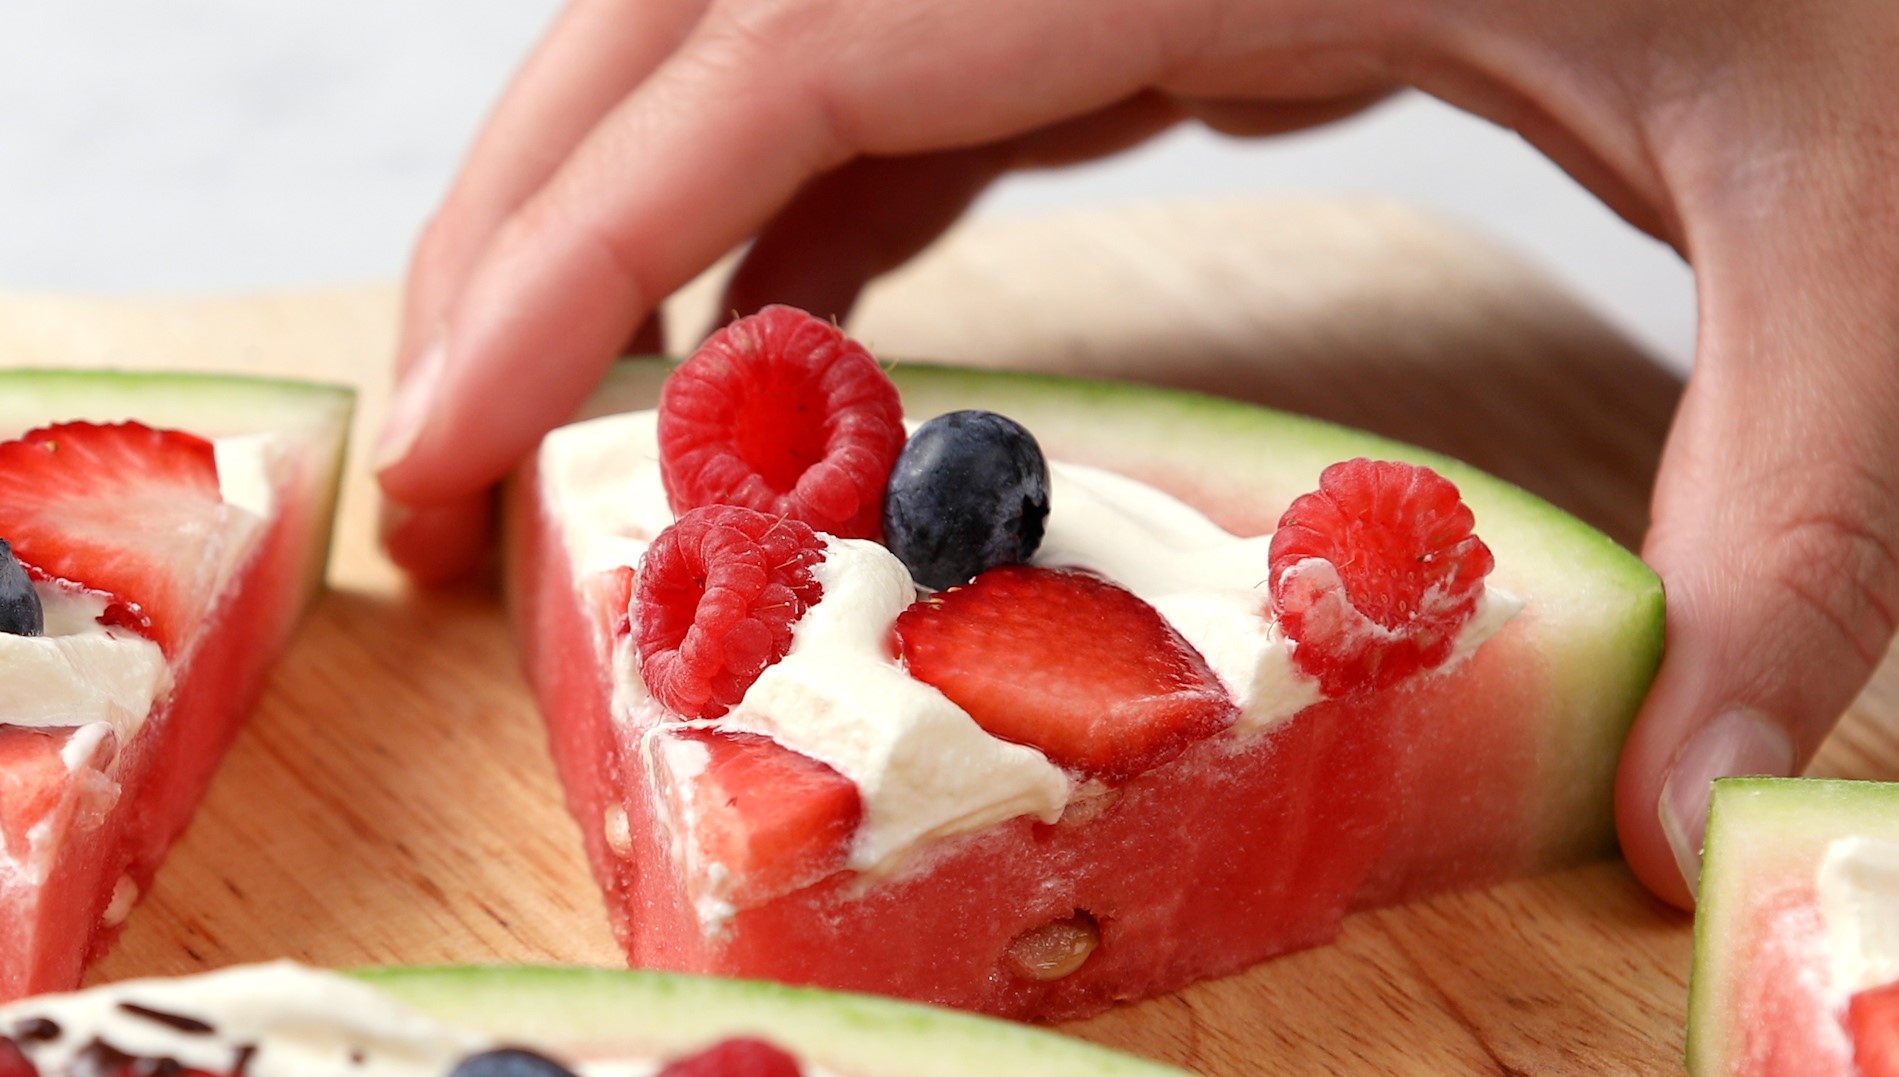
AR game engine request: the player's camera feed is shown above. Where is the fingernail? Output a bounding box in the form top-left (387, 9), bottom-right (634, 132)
top-left (376, 335), bottom-right (448, 473)
top-left (1658, 709), bottom-right (1796, 896)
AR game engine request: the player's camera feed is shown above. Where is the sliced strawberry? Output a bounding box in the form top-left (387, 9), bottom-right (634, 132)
top-left (0, 1039), bottom-right (33, 1077)
top-left (658, 1037), bottom-right (804, 1077)
top-left (654, 727), bottom-right (861, 909)
top-left (0, 728), bottom-right (75, 864)
top-left (1268, 458), bottom-right (1494, 696)
top-left (1849, 979), bottom-right (1899, 1077)
top-left (0, 422), bottom-right (233, 654)
top-left (895, 565), bottom-right (1238, 785)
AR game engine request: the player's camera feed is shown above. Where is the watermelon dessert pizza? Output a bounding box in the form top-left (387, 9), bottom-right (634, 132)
top-left (0, 961), bottom-right (1185, 1076)
top-left (0, 371), bottom-right (351, 998)
top-left (505, 306), bottom-right (1663, 1020)
top-left (1688, 778), bottom-right (1899, 1076)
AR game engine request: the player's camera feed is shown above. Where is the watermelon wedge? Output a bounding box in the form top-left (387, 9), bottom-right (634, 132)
top-left (505, 358), bottom-right (1662, 1020)
top-left (0, 371), bottom-right (351, 998)
top-left (0, 962), bottom-right (1186, 1076)
top-left (1689, 778), bottom-right (1899, 1076)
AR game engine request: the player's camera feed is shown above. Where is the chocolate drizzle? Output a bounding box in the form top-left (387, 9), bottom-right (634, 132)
top-left (72, 1038), bottom-right (186, 1077)
top-left (13, 1017), bottom-right (61, 1043)
top-left (115, 1003), bottom-right (215, 1036)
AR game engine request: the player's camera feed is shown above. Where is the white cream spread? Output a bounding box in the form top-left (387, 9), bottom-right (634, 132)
top-left (0, 962), bottom-right (835, 1077)
top-left (0, 962), bottom-right (481, 1077)
top-left (0, 434), bottom-right (280, 879)
top-left (717, 538), bottom-right (1068, 872)
top-left (539, 410), bottom-right (1517, 902)
top-left (1818, 836), bottom-right (1899, 998)
top-left (0, 586), bottom-right (169, 755)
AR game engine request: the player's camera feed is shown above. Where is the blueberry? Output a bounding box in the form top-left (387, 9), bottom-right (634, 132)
top-left (0, 539), bottom-right (42, 638)
top-left (448, 1048), bottom-right (579, 1077)
top-left (882, 410), bottom-right (1050, 590)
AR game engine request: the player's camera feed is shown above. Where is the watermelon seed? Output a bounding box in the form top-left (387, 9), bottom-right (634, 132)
top-left (603, 804), bottom-right (633, 857)
top-left (1005, 911), bottom-right (1100, 981)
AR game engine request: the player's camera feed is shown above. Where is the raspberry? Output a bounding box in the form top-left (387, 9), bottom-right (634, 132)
top-left (659, 306), bottom-right (905, 539)
top-left (1268, 459), bottom-right (1494, 695)
top-left (635, 506), bottom-right (826, 719)
top-left (657, 1038), bottom-right (803, 1077)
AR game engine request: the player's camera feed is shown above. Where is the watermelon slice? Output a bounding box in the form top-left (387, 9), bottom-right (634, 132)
top-left (0, 962), bottom-right (1186, 1076)
top-left (0, 371), bottom-right (351, 998)
top-left (1688, 778), bottom-right (1899, 1076)
top-left (505, 359), bottom-right (1662, 1020)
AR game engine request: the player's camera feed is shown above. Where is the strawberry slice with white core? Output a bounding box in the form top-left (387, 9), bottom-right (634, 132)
top-left (1268, 459), bottom-right (1494, 696)
top-left (653, 726), bottom-right (862, 911)
top-left (895, 565), bottom-right (1238, 785)
top-left (0, 422), bottom-right (245, 655)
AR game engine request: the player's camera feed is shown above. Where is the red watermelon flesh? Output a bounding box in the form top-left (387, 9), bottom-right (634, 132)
top-left (0, 372), bottom-right (350, 998)
top-left (508, 360), bottom-right (1661, 1020)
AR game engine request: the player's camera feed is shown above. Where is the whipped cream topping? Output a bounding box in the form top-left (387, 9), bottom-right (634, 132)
top-left (1818, 835), bottom-right (1899, 998)
top-left (0, 586), bottom-right (169, 752)
top-left (539, 409), bottom-right (1517, 891)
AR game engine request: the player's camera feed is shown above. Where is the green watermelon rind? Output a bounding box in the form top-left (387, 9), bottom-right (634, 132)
top-left (573, 358), bottom-right (1663, 862)
top-left (357, 965), bottom-right (1190, 1075)
top-left (1687, 777), bottom-right (1899, 1074)
top-left (0, 368), bottom-right (353, 436)
top-left (0, 368), bottom-right (356, 602)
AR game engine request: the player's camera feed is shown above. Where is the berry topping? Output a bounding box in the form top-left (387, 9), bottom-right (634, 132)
top-left (449, 1048), bottom-right (579, 1077)
top-left (0, 539), bottom-right (42, 638)
top-left (655, 727), bottom-right (862, 908)
top-left (0, 422), bottom-right (230, 654)
top-left (634, 506), bottom-right (826, 719)
top-left (657, 1038), bottom-right (803, 1077)
top-left (658, 306), bottom-right (905, 539)
top-left (896, 565), bottom-right (1237, 785)
top-left (882, 410), bottom-right (1051, 590)
top-left (1849, 980), bottom-right (1899, 1077)
top-left (1268, 458), bottom-right (1494, 695)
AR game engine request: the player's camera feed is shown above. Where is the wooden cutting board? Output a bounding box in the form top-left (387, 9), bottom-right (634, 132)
top-left (3, 198), bottom-right (1893, 1073)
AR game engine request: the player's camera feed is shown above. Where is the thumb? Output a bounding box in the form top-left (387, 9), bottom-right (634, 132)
top-left (1615, 198), bottom-right (1899, 908)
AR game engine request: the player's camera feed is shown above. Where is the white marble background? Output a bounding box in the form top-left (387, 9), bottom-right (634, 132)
top-left (0, 2), bottom-right (1694, 372)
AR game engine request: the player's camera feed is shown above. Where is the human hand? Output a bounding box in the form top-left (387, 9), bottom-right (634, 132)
top-left (374, 0), bottom-right (1899, 908)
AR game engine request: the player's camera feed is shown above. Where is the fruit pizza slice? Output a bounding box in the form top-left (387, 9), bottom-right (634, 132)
top-left (0, 962), bottom-right (1186, 1076)
top-left (0, 371), bottom-right (351, 998)
top-left (506, 307), bottom-right (1662, 1020)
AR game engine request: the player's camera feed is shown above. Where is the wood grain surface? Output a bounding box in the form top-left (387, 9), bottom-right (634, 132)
top-left (2, 198), bottom-right (1890, 1073)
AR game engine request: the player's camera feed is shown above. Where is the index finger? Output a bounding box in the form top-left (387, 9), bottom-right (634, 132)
top-left (373, 0), bottom-right (1180, 505)
top-left (396, 0), bottom-right (710, 372)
